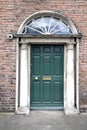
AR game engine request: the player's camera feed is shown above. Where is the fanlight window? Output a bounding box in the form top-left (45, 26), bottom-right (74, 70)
top-left (22, 17), bottom-right (72, 35)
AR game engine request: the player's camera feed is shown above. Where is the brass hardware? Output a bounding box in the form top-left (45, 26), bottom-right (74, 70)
top-left (43, 76), bottom-right (51, 80)
top-left (35, 77), bottom-right (38, 80)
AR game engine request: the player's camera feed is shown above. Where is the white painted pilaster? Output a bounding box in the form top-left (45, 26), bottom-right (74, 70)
top-left (16, 43), bottom-right (29, 115)
top-left (65, 44), bottom-right (78, 114)
top-left (76, 39), bottom-right (79, 112)
top-left (16, 38), bottom-right (19, 112)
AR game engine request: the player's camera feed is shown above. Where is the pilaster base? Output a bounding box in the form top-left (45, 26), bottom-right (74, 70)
top-left (16, 107), bottom-right (30, 115)
top-left (64, 108), bottom-right (79, 115)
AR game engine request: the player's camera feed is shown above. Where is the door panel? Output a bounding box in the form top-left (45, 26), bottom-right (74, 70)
top-left (31, 45), bottom-right (64, 109)
top-left (43, 81), bottom-right (51, 103)
top-left (53, 55), bottom-right (61, 74)
top-left (32, 55), bottom-right (41, 74)
top-left (43, 55), bottom-right (51, 75)
top-left (53, 81), bottom-right (62, 102)
top-left (32, 81), bottom-right (41, 103)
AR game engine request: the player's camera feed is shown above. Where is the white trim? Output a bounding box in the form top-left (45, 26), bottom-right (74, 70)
top-left (15, 39), bottom-right (79, 115)
top-left (64, 44), bottom-right (79, 114)
top-left (64, 45), bottom-right (67, 110)
top-left (17, 11), bottom-right (78, 35)
top-left (20, 44), bottom-right (28, 107)
top-left (65, 45), bottom-right (75, 112)
top-left (15, 38), bottom-right (19, 112)
top-left (28, 44), bottom-right (31, 110)
top-left (76, 38), bottom-right (79, 111)
top-left (16, 44), bottom-right (30, 115)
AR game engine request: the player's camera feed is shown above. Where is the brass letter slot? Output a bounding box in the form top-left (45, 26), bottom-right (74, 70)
top-left (43, 76), bottom-right (51, 80)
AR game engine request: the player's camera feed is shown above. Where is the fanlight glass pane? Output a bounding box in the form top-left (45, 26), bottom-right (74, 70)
top-left (22, 17), bottom-right (72, 35)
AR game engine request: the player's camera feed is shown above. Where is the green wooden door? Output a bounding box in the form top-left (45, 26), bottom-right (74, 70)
top-left (30, 45), bottom-right (64, 109)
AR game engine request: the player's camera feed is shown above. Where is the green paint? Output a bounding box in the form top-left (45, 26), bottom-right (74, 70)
top-left (30, 45), bottom-right (64, 109)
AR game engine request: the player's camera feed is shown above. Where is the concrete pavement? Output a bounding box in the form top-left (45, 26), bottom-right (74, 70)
top-left (0, 111), bottom-right (87, 130)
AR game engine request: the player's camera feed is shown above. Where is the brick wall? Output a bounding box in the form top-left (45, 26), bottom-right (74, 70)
top-left (0, 0), bottom-right (87, 112)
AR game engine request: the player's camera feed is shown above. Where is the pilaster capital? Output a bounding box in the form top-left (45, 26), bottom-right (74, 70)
top-left (67, 44), bottom-right (74, 50)
top-left (21, 43), bottom-right (28, 50)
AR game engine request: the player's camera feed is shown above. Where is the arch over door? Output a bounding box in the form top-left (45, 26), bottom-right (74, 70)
top-left (18, 11), bottom-right (78, 35)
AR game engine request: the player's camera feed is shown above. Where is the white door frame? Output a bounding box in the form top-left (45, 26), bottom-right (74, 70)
top-left (15, 36), bottom-right (79, 115)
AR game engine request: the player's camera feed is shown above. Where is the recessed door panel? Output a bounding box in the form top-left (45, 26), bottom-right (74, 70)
top-left (43, 55), bottom-right (51, 75)
top-left (31, 81), bottom-right (41, 103)
top-left (43, 81), bottom-right (51, 103)
top-left (53, 81), bottom-right (63, 102)
top-left (32, 55), bottom-right (41, 75)
top-left (53, 55), bottom-right (61, 75)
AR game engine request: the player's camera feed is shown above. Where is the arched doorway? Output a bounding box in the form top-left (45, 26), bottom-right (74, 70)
top-left (15, 11), bottom-right (81, 114)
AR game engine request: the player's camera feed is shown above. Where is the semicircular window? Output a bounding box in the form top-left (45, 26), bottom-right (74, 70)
top-left (22, 17), bottom-right (72, 35)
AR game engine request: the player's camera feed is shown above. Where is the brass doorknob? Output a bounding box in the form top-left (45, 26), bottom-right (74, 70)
top-left (35, 77), bottom-right (38, 80)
